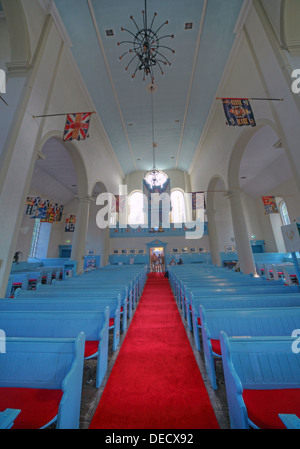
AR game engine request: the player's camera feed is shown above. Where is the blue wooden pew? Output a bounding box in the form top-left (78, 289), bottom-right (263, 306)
top-left (0, 309), bottom-right (109, 388)
top-left (279, 414), bottom-right (300, 429)
top-left (190, 293), bottom-right (300, 351)
top-left (220, 334), bottom-right (300, 429)
top-left (35, 281), bottom-right (133, 319)
top-left (200, 306), bottom-right (300, 390)
top-left (177, 276), bottom-right (286, 310)
top-left (183, 284), bottom-right (300, 327)
top-left (64, 265), bottom-right (147, 303)
top-left (0, 409), bottom-right (21, 429)
top-left (15, 288), bottom-right (124, 339)
top-left (1, 296), bottom-right (121, 352)
top-left (0, 333), bottom-right (85, 429)
top-left (5, 273), bottom-right (29, 298)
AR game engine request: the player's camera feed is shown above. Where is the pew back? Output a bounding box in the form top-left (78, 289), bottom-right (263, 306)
top-left (0, 333), bottom-right (85, 429)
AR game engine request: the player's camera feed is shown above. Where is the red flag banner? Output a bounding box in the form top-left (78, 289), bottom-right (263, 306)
top-left (262, 196), bottom-right (279, 214)
top-left (63, 112), bottom-right (92, 141)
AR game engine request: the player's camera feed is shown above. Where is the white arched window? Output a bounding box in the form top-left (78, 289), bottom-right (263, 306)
top-left (171, 189), bottom-right (186, 224)
top-left (278, 199), bottom-right (290, 226)
top-left (128, 191), bottom-right (145, 226)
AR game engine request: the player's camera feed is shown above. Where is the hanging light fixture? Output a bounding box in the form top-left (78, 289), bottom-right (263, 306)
top-left (143, 84), bottom-right (168, 188)
top-left (117, 0), bottom-right (175, 83)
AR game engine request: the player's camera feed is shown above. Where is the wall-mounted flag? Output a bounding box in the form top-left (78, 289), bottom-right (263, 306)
top-left (32, 111), bottom-right (95, 142)
top-left (55, 205), bottom-right (64, 223)
top-left (63, 112), bottom-right (92, 141)
top-left (111, 195), bottom-right (127, 214)
top-left (65, 214), bottom-right (76, 232)
top-left (262, 196), bottom-right (279, 214)
top-left (221, 98), bottom-right (256, 127)
top-left (25, 196), bottom-right (64, 222)
top-left (191, 192), bottom-right (206, 210)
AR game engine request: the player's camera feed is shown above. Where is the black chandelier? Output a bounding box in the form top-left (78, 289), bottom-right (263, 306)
top-left (117, 0), bottom-right (175, 83)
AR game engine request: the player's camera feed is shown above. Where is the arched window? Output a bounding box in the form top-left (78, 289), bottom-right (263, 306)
top-left (171, 190), bottom-right (186, 224)
top-left (128, 191), bottom-right (145, 226)
top-left (278, 199), bottom-right (290, 226)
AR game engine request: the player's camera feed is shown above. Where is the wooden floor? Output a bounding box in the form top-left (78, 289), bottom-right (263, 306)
top-left (79, 290), bottom-right (231, 430)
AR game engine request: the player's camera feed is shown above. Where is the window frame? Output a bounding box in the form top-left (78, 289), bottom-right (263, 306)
top-left (170, 189), bottom-right (186, 224)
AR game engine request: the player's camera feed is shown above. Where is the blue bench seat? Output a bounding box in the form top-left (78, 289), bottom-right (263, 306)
top-left (279, 414), bottom-right (300, 429)
top-left (0, 310), bottom-right (109, 388)
top-left (34, 282), bottom-right (134, 319)
top-left (0, 297), bottom-right (120, 352)
top-left (200, 307), bottom-right (300, 390)
top-left (189, 293), bottom-right (300, 351)
top-left (0, 409), bottom-right (21, 429)
top-left (178, 281), bottom-right (299, 312)
top-left (0, 334), bottom-right (85, 429)
top-left (182, 284), bottom-right (300, 327)
top-left (220, 334), bottom-right (300, 429)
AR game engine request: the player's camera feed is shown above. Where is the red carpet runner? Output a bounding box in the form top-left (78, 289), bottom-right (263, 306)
top-left (89, 273), bottom-right (219, 429)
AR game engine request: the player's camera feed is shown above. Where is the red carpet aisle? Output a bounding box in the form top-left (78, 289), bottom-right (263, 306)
top-left (89, 273), bottom-right (219, 429)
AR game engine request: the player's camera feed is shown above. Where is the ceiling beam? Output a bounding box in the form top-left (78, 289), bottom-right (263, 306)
top-left (87, 0), bottom-right (137, 173)
top-left (175, 0), bottom-right (208, 169)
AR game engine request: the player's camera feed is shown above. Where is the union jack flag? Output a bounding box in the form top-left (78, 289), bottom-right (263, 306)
top-left (63, 112), bottom-right (92, 141)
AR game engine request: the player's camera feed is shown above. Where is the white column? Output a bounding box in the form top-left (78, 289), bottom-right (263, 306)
top-left (206, 207), bottom-right (221, 266)
top-left (71, 196), bottom-right (91, 274)
top-left (0, 16), bottom-right (62, 297)
top-left (226, 190), bottom-right (256, 274)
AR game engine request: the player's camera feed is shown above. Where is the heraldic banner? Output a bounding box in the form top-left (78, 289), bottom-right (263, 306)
top-left (222, 98), bottom-right (256, 127)
top-left (25, 196), bottom-right (64, 222)
top-left (262, 196), bottom-right (279, 214)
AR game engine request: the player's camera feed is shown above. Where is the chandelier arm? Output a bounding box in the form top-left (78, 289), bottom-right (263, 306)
top-left (121, 27), bottom-right (144, 43)
top-left (149, 12), bottom-right (157, 31)
top-left (155, 58), bottom-right (170, 66)
top-left (132, 59), bottom-right (142, 78)
top-left (118, 40), bottom-right (136, 45)
top-left (156, 60), bottom-right (165, 75)
top-left (119, 50), bottom-right (131, 59)
top-left (157, 45), bottom-right (175, 53)
top-left (154, 21), bottom-right (169, 35)
top-left (156, 34), bottom-right (174, 40)
top-left (125, 53), bottom-right (139, 70)
top-left (155, 51), bottom-right (172, 65)
top-left (130, 15), bottom-right (140, 32)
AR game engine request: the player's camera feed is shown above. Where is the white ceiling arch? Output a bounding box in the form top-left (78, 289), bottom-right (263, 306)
top-left (52, 0), bottom-right (245, 175)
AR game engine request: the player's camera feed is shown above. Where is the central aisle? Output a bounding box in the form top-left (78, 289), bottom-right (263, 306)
top-left (89, 272), bottom-right (219, 429)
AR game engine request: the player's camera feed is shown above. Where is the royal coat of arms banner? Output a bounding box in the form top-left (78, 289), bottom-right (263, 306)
top-left (222, 98), bottom-right (256, 127)
top-left (262, 196), bottom-right (279, 214)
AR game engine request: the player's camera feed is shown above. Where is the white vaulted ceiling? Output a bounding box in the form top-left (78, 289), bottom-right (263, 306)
top-left (30, 138), bottom-right (78, 205)
top-left (52, 0), bottom-right (244, 175)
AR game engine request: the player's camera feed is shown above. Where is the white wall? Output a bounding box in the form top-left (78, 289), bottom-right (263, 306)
top-left (109, 235), bottom-right (210, 256)
top-left (189, 3), bottom-right (300, 257)
top-left (0, 4), bottom-right (124, 294)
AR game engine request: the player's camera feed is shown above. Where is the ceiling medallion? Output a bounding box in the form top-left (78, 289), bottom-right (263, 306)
top-left (118, 0), bottom-right (175, 83)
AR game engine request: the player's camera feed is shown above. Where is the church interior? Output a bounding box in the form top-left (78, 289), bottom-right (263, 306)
top-left (0, 0), bottom-right (300, 432)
